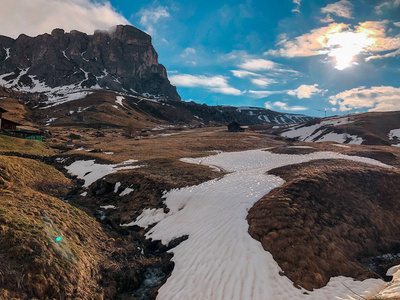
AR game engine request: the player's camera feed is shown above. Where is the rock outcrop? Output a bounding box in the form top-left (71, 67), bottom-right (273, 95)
top-left (0, 25), bottom-right (180, 102)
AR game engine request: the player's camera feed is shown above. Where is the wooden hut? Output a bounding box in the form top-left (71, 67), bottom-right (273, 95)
top-left (227, 121), bottom-right (247, 132)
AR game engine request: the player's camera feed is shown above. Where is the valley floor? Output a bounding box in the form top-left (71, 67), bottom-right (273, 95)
top-left (123, 148), bottom-right (399, 300)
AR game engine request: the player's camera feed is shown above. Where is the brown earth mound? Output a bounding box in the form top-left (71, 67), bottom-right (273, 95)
top-left (247, 159), bottom-right (400, 291)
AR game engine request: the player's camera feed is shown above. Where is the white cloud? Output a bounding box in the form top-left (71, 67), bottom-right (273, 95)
top-left (367, 48), bottom-right (400, 60)
top-left (138, 5), bottom-right (170, 35)
top-left (394, 22), bottom-right (400, 27)
top-left (321, 0), bottom-right (352, 19)
top-left (181, 47), bottom-right (196, 57)
top-left (329, 86), bottom-right (400, 111)
top-left (169, 74), bottom-right (243, 96)
top-left (238, 59), bottom-right (277, 71)
top-left (265, 101), bottom-right (307, 111)
top-left (231, 70), bottom-right (260, 78)
top-left (180, 47), bottom-right (197, 65)
top-left (287, 84), bottom-right (326, 99)
top-left (266, 21), bottom-right (400, 65)
top-left (237, 58), bottom-right (299, 74)
top-left (250, 78), bottom-right (277, 87)
top-left (221, 50), bottom-right (252, 62)
top-left (231, 70), bottom-right (277, 87)
top-left (0, 0), bottom-right (129, 38)
top-left (320, 14), bottom-right (334, 23)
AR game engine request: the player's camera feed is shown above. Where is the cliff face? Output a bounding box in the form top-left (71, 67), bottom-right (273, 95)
top-left (0, 25), bottom-right (180, 101)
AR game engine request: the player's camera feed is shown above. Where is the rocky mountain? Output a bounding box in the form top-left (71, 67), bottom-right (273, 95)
top-left (0, 25), bottom-right (180, 104)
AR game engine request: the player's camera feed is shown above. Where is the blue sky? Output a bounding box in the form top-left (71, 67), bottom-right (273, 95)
top-left (1, 0), bottom-right (400, 117)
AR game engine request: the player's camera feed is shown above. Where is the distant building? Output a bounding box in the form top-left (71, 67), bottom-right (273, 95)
top-left (227, 121), bottom-right (248, 132)
top-left (2, 118), bottom-right (20, 130)
top-left (0, 107), bottom-right (7, 129)
top-left (0, 106), bottom-right (43, 141)
top-left (0, 107), bottom-right (20, 130)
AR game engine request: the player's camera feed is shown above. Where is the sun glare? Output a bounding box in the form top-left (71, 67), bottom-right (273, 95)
top-left (324, 29), bottom-right (376, 70)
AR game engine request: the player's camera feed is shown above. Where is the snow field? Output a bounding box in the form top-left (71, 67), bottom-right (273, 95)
top-left (128, 149), bottom-right (394, 300)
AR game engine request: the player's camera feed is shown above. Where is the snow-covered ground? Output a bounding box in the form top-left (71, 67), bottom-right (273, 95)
top-left (126, 149), bottom-right (397, 300)
top-left (65, 159), bottom-right (142, 188)
top-left (116, 96), bottom-right (125, 106)
top-left (281, 116), bottom-right (363, 144)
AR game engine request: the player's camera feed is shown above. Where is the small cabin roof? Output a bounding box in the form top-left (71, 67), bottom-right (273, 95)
top-left (1, 118), bottom-right (21, 125)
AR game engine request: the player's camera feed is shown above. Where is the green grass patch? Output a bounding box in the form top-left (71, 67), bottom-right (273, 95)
top-left (0, 134), bottom-right (56, 156)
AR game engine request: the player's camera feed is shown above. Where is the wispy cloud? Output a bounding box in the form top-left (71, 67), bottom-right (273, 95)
top-left (321, 0), bottom-right (352, 19)
top-left (231, 70), bottom-right (277, 87)
top-left (249, 84), bottom-right (324, 100)
top-left (231, 70), bottom-right (260, 78)
top-left (248, 90), bottom-right (287, 99)
top-left (320, 14), bottom-right (334, 23)
top-left (180, 47), bottom-right (197, 65)
top-left (238, 58), bottom-right (299, 75)
top-left (137, 5), bottom-right (170, 35)
top-left (292, 0), bottom-right (301, 13)
top-left (0, 0), bottom-right (129, 38)
top-left (265, 101), bottom-right (307, 111)
top-left (169, 74), bottom-right (243, 95)
top-left (287, 84), bottom-right (326, 99)
top-left (376, 0), bottom-right (400, 14)
top-left (238, 58), bottom-right (277, 71)
top-left (250, 78), bottom-right (277, 87)
top-left (181, 47), bottom-right (196, 57)
top-left (329, 86), bottom-right (400, 111)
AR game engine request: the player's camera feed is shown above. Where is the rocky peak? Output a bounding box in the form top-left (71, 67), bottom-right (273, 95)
top-left (0, 25), bottom-right (180, 105)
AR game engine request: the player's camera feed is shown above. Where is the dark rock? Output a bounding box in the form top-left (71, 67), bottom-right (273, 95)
top-left (68, 133), bottom-right (81, 140)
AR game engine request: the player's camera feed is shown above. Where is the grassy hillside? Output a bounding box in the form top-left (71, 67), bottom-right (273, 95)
top-left (0, 135), bottom-right (56, 156)
top-left (0, 153), bottom-right (158, 299)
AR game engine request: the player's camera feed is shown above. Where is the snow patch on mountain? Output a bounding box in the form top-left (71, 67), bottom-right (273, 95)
top-left (65, 159), bottom-right (142, 188)
top-left (281, 116), bottom-right (363, 144)
top-left (389, 129), bottom-right (400, 146)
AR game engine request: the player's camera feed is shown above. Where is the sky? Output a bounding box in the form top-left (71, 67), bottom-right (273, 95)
top-left (0, 0), bottom-right (399, 117)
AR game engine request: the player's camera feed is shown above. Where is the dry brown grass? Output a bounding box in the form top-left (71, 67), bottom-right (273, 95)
top-left (0, 96), bottom-right (36, 128)
top-left (248, 159), bottom-right (400, 291)
top-left (0, 155), bottom-right (158, 299)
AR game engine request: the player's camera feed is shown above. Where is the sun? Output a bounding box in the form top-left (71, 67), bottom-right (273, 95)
top-left (324, 29), bottom-right (376, 70)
